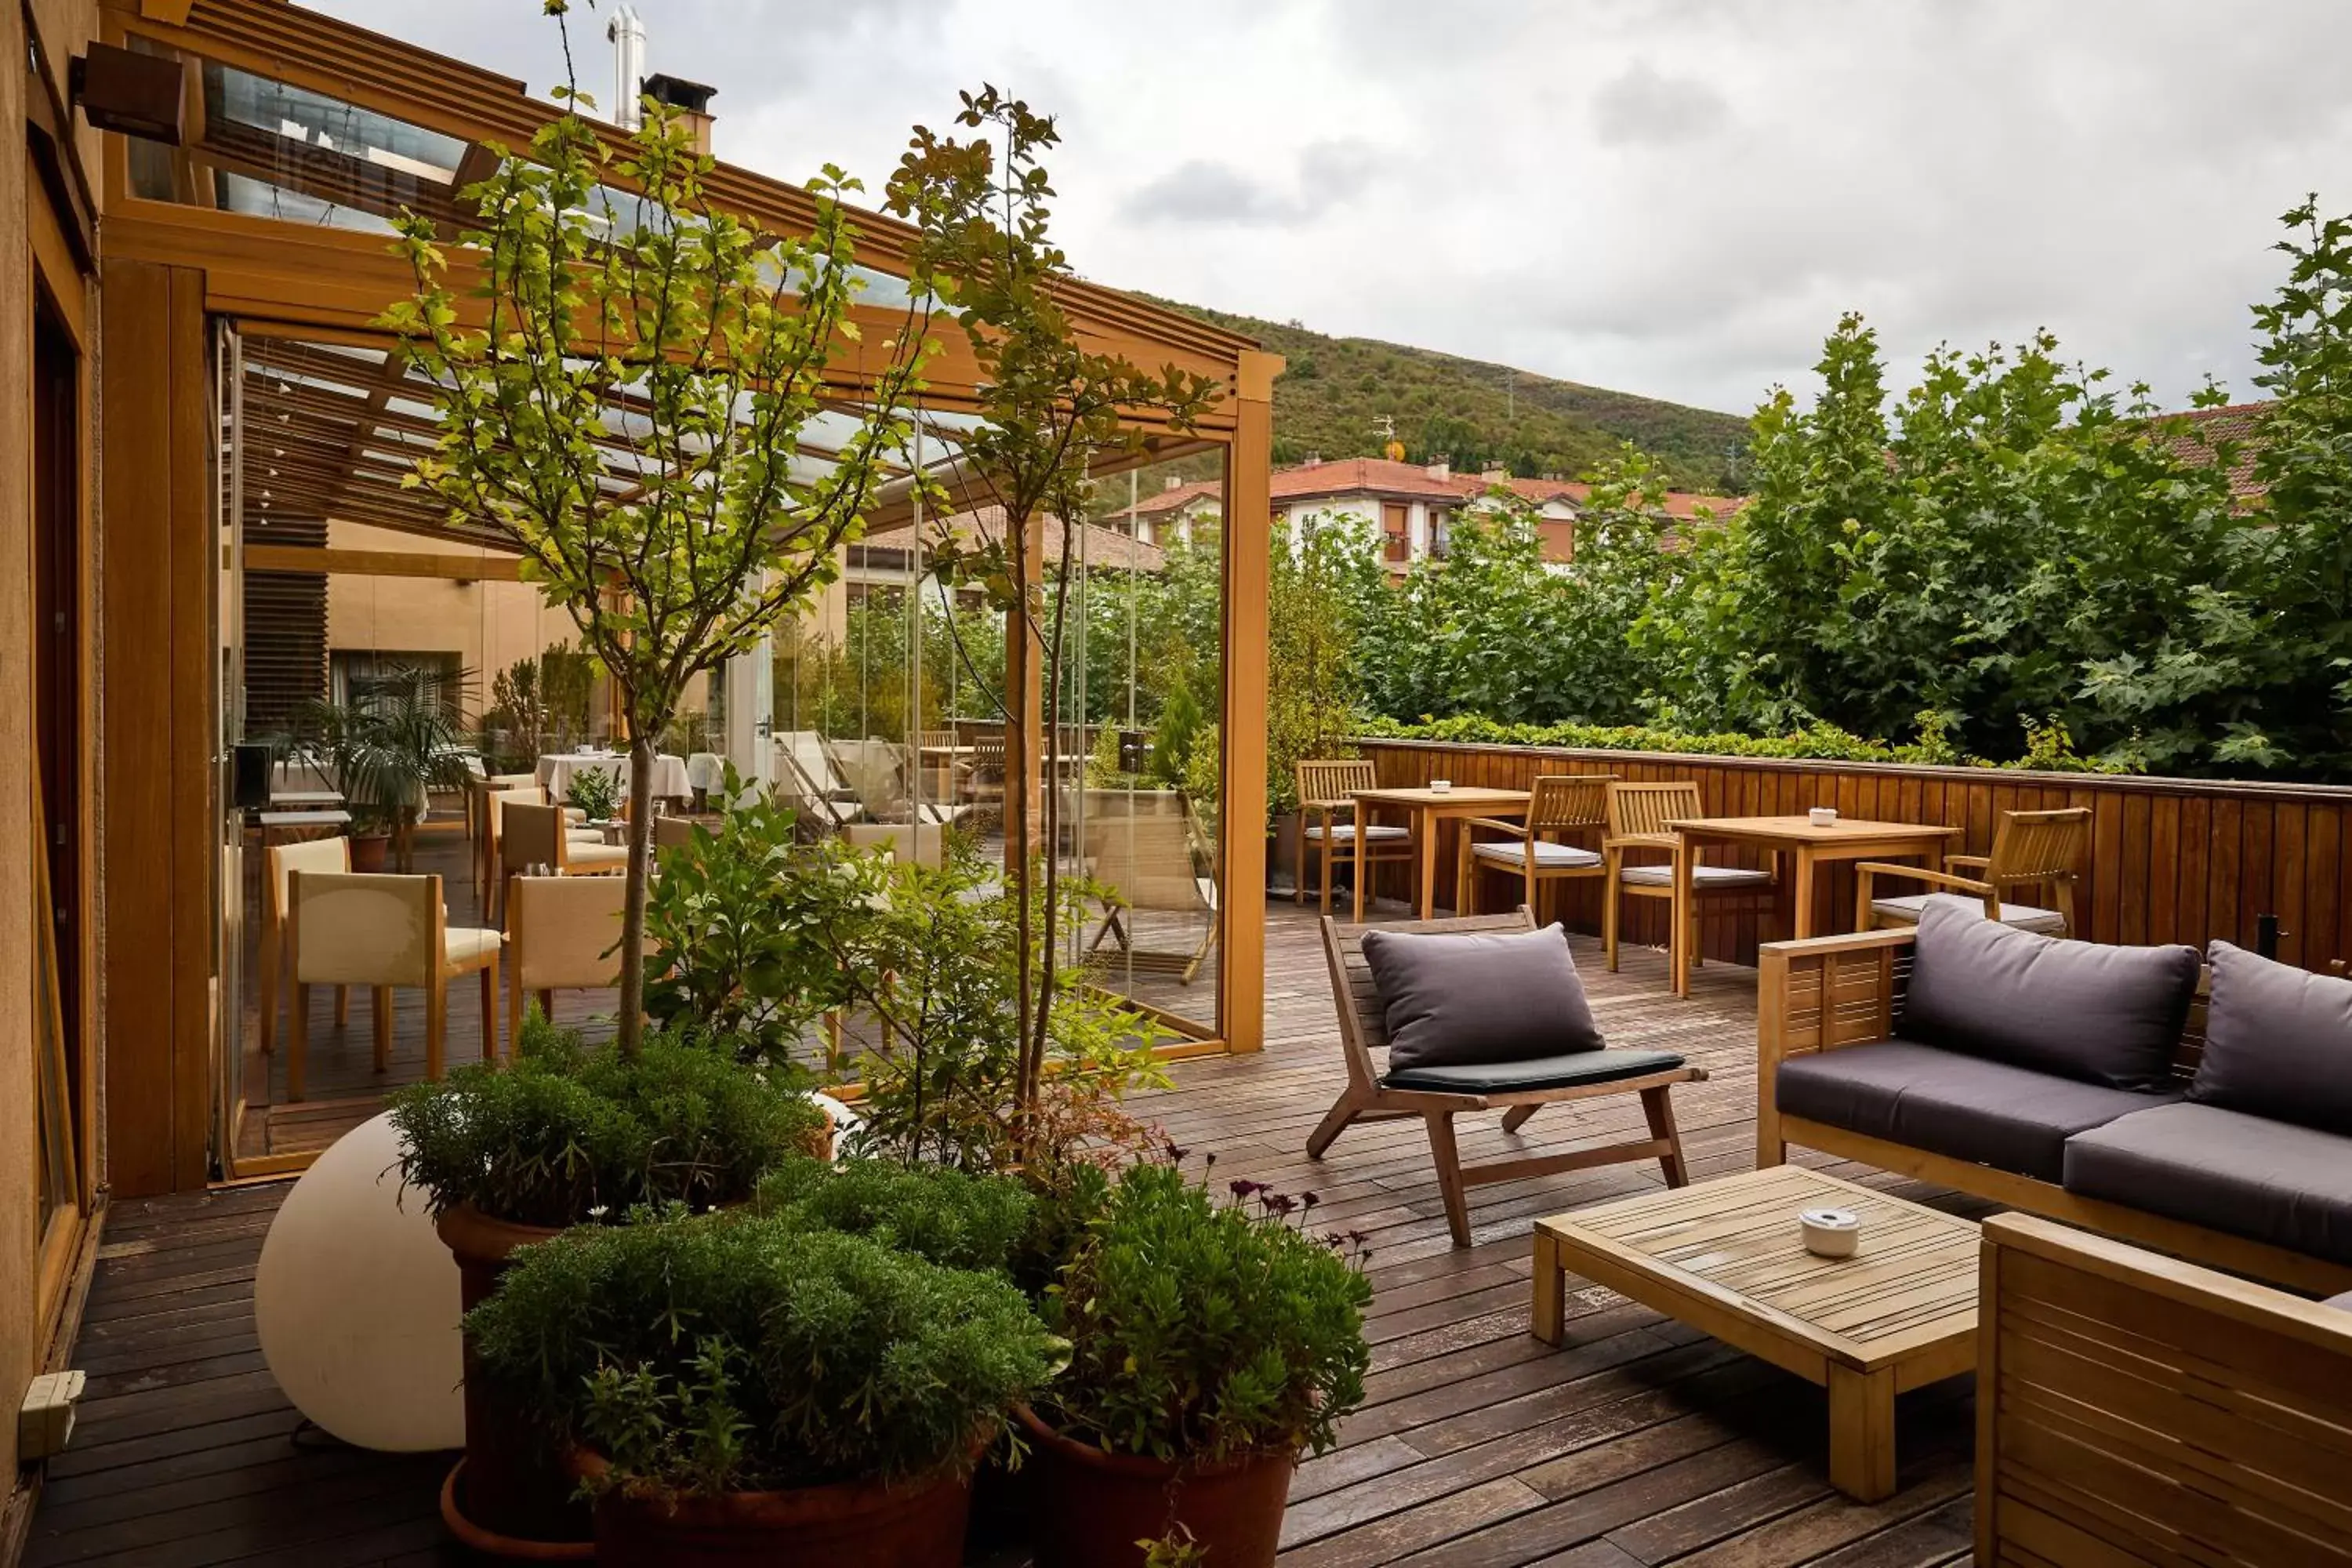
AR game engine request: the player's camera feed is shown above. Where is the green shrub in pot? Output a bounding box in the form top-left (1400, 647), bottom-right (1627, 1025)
top-left (389, 1015), bottom-right (826, 1228)
top-left (753, 1156), bottom-right (1035, 1275)
top-left (466, 1208), bottom-right (1064, 1563)
top-left (1022, 1160), bottom-right (1374, 1568)
top-left (387, 1015), bottom-right (826, 1548)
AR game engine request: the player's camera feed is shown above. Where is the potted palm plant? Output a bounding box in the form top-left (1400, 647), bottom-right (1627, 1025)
top-left (464, 1203), bottom-right (1062, 1566)
top-left (390, 1017), bottom-right (828, 1554)
top-left (293, 662), bottom-right (473, 872)
top-left (1020, 1160), bottom-right (1374, 1568)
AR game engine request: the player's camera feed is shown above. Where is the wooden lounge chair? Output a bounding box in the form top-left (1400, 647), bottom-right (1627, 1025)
top-left (1456, 773), bottom-right (1614, 920)
top-left (1604, 779), bottom-right (1773, 982)
top-left (1295, 758), bottom-right (1414, 919)
top-left (1084, 810), bottom-right (1220, 984)
top-left (775, 730), bottom-right (866, 829)
top-left (1311, 908), bottom-right (1707, 1247)
top-left (1857, 805), bottom-right (2087, 936)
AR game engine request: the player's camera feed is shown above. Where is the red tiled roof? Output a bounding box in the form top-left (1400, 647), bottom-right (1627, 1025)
top-left (1123, 478), bottom-right (1222, 517)
top-left (2159, 401), bottom-right (2271, 499)
top-left (859, 505), bottom-right (1167, 572)
top-left (1269, 456), bottom-right (1739, 521)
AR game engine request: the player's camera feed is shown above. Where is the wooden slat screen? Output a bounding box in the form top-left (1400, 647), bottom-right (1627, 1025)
top-left (242, 517), bottom-right (328, 733)
top-left (1360, 738), bottom-right (2352, 973)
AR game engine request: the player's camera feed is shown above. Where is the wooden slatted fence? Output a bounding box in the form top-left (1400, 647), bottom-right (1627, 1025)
top-left (1357, 738), bottom-right (2352, 973)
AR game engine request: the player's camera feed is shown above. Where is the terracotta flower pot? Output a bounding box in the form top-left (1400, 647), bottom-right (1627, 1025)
top-left (434, 1203), bottom-right (594, 1555)
top-left (574, 1448), bottom-right (976, 1568)
top-left (347, 832), bottom-right (390, 873)
top-left (1016, 1406), bottom-right (1298, 1568)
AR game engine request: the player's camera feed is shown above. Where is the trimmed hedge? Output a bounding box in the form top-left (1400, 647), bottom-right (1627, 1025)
top-left (1356, 714), bottom-right (2129, 773)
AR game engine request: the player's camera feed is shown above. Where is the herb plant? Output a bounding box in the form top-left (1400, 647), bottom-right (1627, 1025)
top-left (563, 766), bottom-right (622, 823)
top-left (1037, 1161), bottom-right (1373, 1464)
top-left (755, 1156), bottom-right (1034, 1274)
top-left (466, 1208), bottom-right (1062, 1496)
top-left (388, 1014), bottom-right (824, 1228)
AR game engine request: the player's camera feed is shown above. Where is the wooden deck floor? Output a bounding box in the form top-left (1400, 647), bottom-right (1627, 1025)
top-left (29, 899), bottom-right (1979, 1567)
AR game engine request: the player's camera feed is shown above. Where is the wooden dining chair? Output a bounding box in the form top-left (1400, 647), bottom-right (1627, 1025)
top-left (497, 800), bottom-right (627, 925)
top-left (1857, 806), bottom-right (2089, 936)
top-left (259, 837), bottom-right (351, 1060)
top-left (479, 784), bottom-right (593, 905)
top-left (1295, 759), bottom-right (1415, 920)
top-left (286, 871), bottom-right (501, 1100)
top-left (1603, 780), bottom-right (1773, 979)
top-left (503, 874), bottom-right (626, 1045)
top-left (470, 771), bottom-right (537, 858)
top-left (1311, 907), bottom-right (1706, 1247)
top-left (1457, 774), bottom-right (1614, 920)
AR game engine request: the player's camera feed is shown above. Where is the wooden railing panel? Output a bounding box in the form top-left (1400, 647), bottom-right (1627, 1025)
top-left (1359, 739), bottom-right (2352, 972)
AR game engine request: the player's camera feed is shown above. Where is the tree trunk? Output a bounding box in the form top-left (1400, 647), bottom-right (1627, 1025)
top-left (617, 733), bottom-right (657, 1056)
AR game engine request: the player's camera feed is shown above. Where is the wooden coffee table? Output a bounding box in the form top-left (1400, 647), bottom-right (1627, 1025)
top-left (1530, 1165), bottom-right (1978, 1501)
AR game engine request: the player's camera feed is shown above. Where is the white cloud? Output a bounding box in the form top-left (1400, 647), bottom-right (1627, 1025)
top-left (300, 0), bottom-right (2352, 419)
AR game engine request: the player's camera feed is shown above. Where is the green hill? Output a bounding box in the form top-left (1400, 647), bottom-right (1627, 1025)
top-left (1152, 299), bottom-right (1754, 494)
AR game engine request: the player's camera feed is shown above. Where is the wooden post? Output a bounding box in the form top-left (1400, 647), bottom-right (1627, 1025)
top-left (1219, 350), bottom-right (1280, 1054)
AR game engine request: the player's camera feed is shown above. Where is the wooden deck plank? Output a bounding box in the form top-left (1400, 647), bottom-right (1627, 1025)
top-left (27, 895), bottom-right (1977, 1566)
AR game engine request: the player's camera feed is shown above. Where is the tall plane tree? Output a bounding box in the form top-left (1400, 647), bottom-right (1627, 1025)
top-left (383, 11), bottom-right (935, 1052)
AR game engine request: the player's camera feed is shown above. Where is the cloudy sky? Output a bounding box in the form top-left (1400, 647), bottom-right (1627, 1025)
top-left (303, 0), bottom-right (2352, 418)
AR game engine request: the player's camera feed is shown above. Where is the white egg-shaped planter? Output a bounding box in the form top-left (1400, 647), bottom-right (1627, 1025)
top-left (253, 1111), bottom-right (463, 1451)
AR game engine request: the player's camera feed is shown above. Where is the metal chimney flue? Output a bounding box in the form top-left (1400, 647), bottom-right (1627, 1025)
top-left (607, 5), bottom-right (646, 130)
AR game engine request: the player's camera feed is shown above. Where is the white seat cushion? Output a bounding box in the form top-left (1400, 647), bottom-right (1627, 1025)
top-left (1871, 894), bottom-right (2066, 935)
top-left (565, 828), bottom-right (610, 845)
top-left (564, 842), bottom-right (630, 871)
top-left (1303, 823), bottom-right (1410, 842)
top-left (1620, 862), bottom-right (1773, 889)
top-left (445, 926), bottom-right (502, 967)
top-left (1471, 840), bottom-right (1602, 870)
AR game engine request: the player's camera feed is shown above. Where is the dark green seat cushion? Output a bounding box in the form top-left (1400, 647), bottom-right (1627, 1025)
top-left (1383, 1047), bottom-right (1686, 1094)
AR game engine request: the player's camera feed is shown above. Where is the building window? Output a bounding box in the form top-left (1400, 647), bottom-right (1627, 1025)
top-left (1381, 502), bottom-right (1410, 564)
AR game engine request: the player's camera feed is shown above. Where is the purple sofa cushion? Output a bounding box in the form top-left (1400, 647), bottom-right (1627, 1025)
top-left (1775, 1038), bottom-right (2177, 1183)
top-left (1359, 923), bottom-right (1604, 1071)
top-left (2191, 940), bottom-right (2352, 1137)
top-left (1903, 896), bottom-right (2199, 1091)
top-left (2063, 1101), bottom-right (2352, 1268)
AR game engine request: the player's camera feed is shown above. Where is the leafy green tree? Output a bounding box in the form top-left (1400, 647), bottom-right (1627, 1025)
top-left (383, 13), bottom-right (935, 1051)
top-left (884, 87), bottom-right (1218, 1131)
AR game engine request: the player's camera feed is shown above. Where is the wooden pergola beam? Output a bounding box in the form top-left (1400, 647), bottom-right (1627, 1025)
top-left (242, 544), bottom-right (525, 582)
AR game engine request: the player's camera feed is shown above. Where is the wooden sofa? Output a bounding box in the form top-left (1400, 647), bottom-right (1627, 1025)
top-left (1758, 926), bottom-right (2352, 1296)
top-left (1978, 1214), bottom-right (2352, 1566)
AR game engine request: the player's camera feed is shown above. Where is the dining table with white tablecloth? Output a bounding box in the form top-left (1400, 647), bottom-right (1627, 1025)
top-left (536, 750), bottom-right (693, 803)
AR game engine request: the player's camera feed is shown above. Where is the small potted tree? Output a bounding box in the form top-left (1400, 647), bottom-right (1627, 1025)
top-left (390, 1018), bottom-right (826, 1552)
top-left (1019, 1160), bottom-right (1374, 1568)
top-left (464, 1206), bottom-right (1062, 1566)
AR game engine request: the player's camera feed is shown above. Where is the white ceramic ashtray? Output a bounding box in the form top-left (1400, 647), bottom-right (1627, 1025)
top-left (1800, 1207), bottom-right (1860, 1258)
top-left (1429, 779), bottom-right (1453, 793)
top-left (1809, 806), bottom-right (1838, 827)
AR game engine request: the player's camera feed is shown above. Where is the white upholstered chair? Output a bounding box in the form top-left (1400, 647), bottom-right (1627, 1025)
top-left (502, 874), bottom-right (626, 1044)
top-left (260, 837), bottom-right (351, 1061)
top-left (285, 871), bottom-right (501, 1100)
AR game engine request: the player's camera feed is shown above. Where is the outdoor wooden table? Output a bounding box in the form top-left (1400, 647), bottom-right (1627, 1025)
top-left (1664, 815), bottom-right (1958, 994)
top-left (1349, 786), bottom-right (1531, 920)
top-left (1532, 1165), bottom-right (1979, 1503)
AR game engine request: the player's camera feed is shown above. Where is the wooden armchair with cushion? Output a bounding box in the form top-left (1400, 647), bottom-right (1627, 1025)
top-left (286, 870), bottom-right (500, 1099)
top-left (1295, 758), bottom-right (1414, 920)
top-left (1456, 773), bottom-right (1613, 920)
top-left (1312, 908), bottom-right (1705, 1247)
top-left (1603, 780), bottom-right (1773, 984)
top-left (1978, 1213), bottom-right (2352, 1567)
top-left (1857, 805), bottom-right (2087, 937)
top-left (497, 800), bottom-right (627, 925)
top-left (503, 874), bottom-right (625, 1044)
